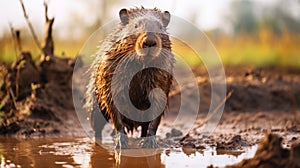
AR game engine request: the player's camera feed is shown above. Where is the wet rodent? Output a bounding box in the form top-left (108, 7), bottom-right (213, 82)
top-left (85, 7), bottom-right (174, 148)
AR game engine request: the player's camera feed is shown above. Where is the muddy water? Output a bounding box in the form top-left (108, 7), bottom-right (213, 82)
top-left (0, 137), bottom-right (257, 168)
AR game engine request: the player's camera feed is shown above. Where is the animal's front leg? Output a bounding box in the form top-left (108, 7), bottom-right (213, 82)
top-left (142, 115), bottom-right (162, 148)
top-left (113, 109), bottom-right (128, 149)
top-left (91, 108), bottom-right (106, 140)
top-left (141, 123), bottom-right (149, 137)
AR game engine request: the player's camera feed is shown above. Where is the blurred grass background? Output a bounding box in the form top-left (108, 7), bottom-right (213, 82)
top-left (0, 0), bottom-right (299, 67)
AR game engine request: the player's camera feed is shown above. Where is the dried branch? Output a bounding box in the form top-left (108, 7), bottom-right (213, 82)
top-left (197, 90), bottom-right (233, 128)
top-left (44, 0), bottom-right (49, 21)
top-left (169, 76), bottom-right (207, 97)
top-left (204, 90), bottom-right (233, 123)
top-left (8, 23), bottom-right (19, 59)
top-left (15, 64), bottom-right (20, 99)
top-left (19, 0), bottom-right (43, 53)
top-left (9, 88), bottom-right (18, 110)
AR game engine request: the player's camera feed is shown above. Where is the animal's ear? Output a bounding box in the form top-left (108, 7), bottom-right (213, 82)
top-left (162, 11), bottom-right (170, 27)
top-left (119, 8), bottom-right (129, 25)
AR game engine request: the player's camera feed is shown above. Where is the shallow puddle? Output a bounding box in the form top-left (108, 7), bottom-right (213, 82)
top-left (0, 137), bottom-right (257, 168)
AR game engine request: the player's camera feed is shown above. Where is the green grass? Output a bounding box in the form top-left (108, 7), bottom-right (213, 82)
top-left (1, 32), bottom-right (300, 68)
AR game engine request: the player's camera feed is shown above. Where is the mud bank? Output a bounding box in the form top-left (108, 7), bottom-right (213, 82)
top-left (0, 53), bottom-right (81, 136)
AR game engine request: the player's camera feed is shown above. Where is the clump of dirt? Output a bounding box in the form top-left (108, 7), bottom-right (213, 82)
top-left (0, 52), bottom-right (79, 136)
top-left (166, 128), bottom-right (183, 138)
top-left (226, 133), bottom-right (300, 168)
top-left (216, 135), bottom-right (249, 150)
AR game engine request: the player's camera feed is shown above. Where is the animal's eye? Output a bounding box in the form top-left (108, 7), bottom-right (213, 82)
top-left (134, 24), bottom-right (138, 28)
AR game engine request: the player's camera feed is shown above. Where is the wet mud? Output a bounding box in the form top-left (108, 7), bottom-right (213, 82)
top-left (1, 54), bottom-right (300, 167)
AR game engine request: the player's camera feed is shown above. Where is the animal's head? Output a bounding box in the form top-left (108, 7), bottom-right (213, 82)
top-left (118, 7), bottom-right (171, 61)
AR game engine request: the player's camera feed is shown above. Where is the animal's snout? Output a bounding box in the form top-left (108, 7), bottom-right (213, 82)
top-left (135, 32), bottom-right (162, 58)
top-left (142, 33), bottom-right (157, 48)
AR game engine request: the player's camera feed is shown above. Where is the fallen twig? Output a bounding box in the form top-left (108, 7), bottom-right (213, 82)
top-left (198, 90), bottom-right (233, 127)
top-left (169, 76), bottom-right (207, 97)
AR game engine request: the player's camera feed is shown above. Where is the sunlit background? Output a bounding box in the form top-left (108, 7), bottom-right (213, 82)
top-left (0, 0), bottom-right (300, 67)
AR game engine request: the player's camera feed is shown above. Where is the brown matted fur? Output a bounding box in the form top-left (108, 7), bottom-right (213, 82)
top-left (85, 7), bottom-right (174, 148)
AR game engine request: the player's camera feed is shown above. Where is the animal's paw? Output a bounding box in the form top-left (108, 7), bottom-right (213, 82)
top-left (115, 133), bottom-right (129, 149)
top-left (142, 136), bottom-right (159, 148)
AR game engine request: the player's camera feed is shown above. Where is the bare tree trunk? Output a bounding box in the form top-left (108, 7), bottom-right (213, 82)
top-left (42, 1), bottom-right (54, 57)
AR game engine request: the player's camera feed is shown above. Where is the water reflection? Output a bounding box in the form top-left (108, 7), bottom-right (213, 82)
top-left (0, 137), bottom-right (82, 167)
top-left (0, 137), bottom-right (257, 167)
top-left (89, 144), bottom-right (114, 167)
top-left (90, 143), bottom-right (165, 167)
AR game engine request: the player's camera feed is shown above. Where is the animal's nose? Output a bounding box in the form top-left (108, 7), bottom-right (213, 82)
top-left (143, 33), bottom-right (157, 48)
